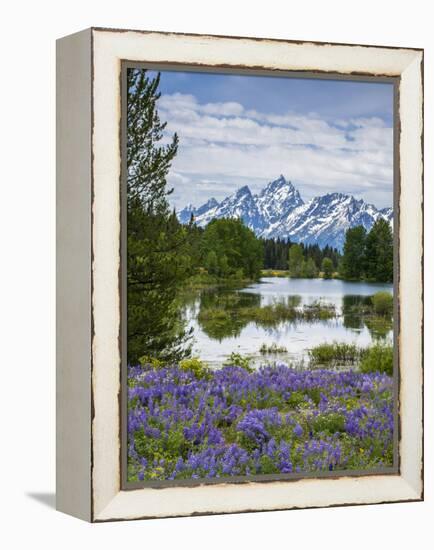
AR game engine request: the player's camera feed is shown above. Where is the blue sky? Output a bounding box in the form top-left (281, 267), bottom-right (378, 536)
top-left (148, 69), bottom-right (394, 209)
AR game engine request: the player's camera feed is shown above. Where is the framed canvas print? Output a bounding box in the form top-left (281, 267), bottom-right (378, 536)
top-left (56, 27), bottom-right (424, 522)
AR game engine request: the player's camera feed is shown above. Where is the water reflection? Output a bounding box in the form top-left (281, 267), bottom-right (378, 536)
top-left (181, 278), bottom-right (393, 368)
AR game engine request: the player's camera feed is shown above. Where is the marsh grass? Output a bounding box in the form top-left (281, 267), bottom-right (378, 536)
top-left (223, 352), bottom-right (253, 372)
top-left (308, 341), bottom-right (393, 374)
top-left (343, 291), bottom-right (393, 317)
top-left (360, 343), bottom-right (394, 376)
top-left (260, 269), bottom-right (290, 278)
top-left (185, 270), bottom-right (256, 290)
top-left (371, 291), bottom-right (393, 316)
top-left (198, 300), bottom-right (336, 331)
top-left (308, 342), bottom-right (360, 365)
top-left (259, 342), bottom-right (288, 354)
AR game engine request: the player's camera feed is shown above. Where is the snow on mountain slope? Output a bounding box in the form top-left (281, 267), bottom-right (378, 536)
top-left (256, 175), bottom-right (304, 226)
top-left (177, 176), bottom-right (392, 251)
top-left (263, 193), bottom-right (389, 250)
top-left (193, 185), bottom-right (266, 231)
top-left (178, 198), bottom-right (219, 224)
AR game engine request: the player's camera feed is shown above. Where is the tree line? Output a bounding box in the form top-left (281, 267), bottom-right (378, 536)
top-left (263, 237), bottom-right (340, 277)
top-left (340, 221), bottom-right (393, 282)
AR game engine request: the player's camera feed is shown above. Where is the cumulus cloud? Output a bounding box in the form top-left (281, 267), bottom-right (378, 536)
top-left (158, 93), bottom-right (393, 210)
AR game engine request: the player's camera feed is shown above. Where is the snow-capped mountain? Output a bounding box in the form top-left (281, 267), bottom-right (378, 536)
top-left (178, 198), bottom-right (219, 224)
top-left (177, 175), bottom-right (393, 251)
top-left (380, 207), bottom-right (394, 230)
top-left (204, 185), bottom-right (266, 232)
top-left (263, 193), bottom-right (391, 251)
top-left (256, 175), bottom-right (304, 226)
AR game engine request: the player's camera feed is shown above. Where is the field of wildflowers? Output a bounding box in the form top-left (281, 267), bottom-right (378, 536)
top-left (127, 362), bottom-right (394, 482)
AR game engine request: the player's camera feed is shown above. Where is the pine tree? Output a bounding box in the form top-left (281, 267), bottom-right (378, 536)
top-left (341, 226), bottom-right (367, 280)
top-left (364, 219), bottom-right (393, 282)
top-left (201, 218), bottom-right (263, 279)
top-left (127, 68), bottom-right (192, 364)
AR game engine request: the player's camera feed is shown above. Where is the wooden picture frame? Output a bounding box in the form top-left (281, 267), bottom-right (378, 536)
top-left (56, 27), bottom-right (423, 522)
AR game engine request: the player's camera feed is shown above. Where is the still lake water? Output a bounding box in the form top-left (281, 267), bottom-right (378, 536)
top-left (182, 277), bottom-right (393, 368)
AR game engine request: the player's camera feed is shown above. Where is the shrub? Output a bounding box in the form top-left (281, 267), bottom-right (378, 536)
top-left (259, 342), bottom-right (288, 354)
top-left (305, 387), bottom-right (322, 406)
top-left (321, 257), bottom-right (334, 279)
top-left (302, 301), bottom-right (336, 321)
top-left (286, 390), bottom-right (307, 409)
top-left (138, 355), bottom-right (165, 369)
top-left (371, 291), bottom-right (393, 316)
top-left (308, 342), bottom-right (359, 365)
top-left (224, 352), bottom-right (253, 372)
top-left (198, 308), bottom-right (231, 322)
top-left (179, 357), bottom-right (211, 379)
top-left (360, 343), bottom-right (393, 375)
top-left (312, 413), bottom-right (346, 435)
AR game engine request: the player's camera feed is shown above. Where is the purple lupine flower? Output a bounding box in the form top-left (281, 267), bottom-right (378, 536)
top-left (126, 363), bottom-right (394, 481)
top-left (293, 424), bottom-right (303, 437)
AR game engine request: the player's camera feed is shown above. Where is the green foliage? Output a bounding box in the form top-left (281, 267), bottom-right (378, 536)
top-left (262, 238), bottom-right (340, 273)
top-left (259, 455), bottom-right (279, 474)
top-left (302, 257), bottom-right (319, 278)
top-left (138, 355), bottom-right (165, 369)
top-left (304, 387), bottom-right (322, 406)
top-left (127, 68), bottom-right (193, 364)
top-left (288, 243), bottom-right (304, 277)
top-left (364, 219), bottom-right (393, 282)
top-left (321, 257), bottom-right (334, 279)
top-left (302, 301), bottom-right (336, 321)
top-left (341, 294), bottom-right (393, 340)
top-left (133, 425), bottom-right (190, 467)
top-left (179, 357), bottom-right (211, 379)
top-left (285, 390), bottom-right (307, 409)
top-left (340, 221), bottom-right (393, 283)
top-left (201, 218), bottom-right (263, 280)
top-left (360, 343), bottom-right (393, 375)
top-left (223, 352), bottom-right (253, 372)
top-left (260, 269), bottom-right (289, 277)
top-left (341, 225), bottom-right (367, 280)
top-left (240, 302), bottom-right (297, 325)
top-left (198, 295), bottom-right (336, 340)
top-left (259, 342), bottom-right (288, 354)
top-left (127, 69), bottom-right (178, 209)
top-left (287, 244), bottom-right (333, 278)
top-left (371, 291), bottom-right (393, 316)
top-left (262, 237), bottom-right (290, 270)
top-left (308, 342), bottom-right (360, 365)
top-left (312, 413), bottom-right (346, 435)
top-left (364, 316), bottom-right (393, 340)
top-left (204, 250), bottom-right (218, 275)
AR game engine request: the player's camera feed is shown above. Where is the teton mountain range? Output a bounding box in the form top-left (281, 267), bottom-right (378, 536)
top-left (177, 175), bottom-right (393, 251)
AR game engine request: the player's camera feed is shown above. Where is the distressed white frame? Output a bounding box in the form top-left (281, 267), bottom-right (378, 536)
top-left (56, 28), bottom-right (423, 522)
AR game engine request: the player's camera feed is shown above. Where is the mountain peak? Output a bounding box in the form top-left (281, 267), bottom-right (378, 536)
top-left (261, 175), bottom-right (294, 194)
top-left (235, 185), bottom-right (252, 197)
top-left (275, 174), bottom-right (286, 184)
top-left (204, 197), bottom-right (218, 207)
top-left (256, 175), bottom-right (303, 226)
top-left (177, 176), bottom-right (392, 251)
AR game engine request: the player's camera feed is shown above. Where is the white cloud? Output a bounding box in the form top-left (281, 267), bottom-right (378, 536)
top-left (157, 93), bottom-right (393, 209)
